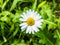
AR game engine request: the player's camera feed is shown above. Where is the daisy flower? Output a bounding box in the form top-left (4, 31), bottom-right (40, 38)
top-left (19, 9), bottom-right (43, 34)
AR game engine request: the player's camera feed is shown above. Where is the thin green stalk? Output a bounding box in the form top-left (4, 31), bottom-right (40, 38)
top-left (2, 0), bottom-right (9, 10)
top-left (56, 30), bottom-right (60, 39)
top-left (44, 20), bottom-right (56, 26)
top-left (32, 0), bottom-right (37, 10)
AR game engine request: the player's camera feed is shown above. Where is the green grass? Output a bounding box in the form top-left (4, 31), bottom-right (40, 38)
top-left (0, 0), bottom-right (60, 45)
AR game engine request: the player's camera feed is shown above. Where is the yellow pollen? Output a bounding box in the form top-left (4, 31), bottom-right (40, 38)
top-left (26, 17), bottom-right (35, 26)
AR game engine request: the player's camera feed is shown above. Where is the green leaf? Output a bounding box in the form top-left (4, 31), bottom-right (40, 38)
top-left (2, 0), bottom-right (9, 10)
top-left (18, 0), bottom-right (34, 2)
top-left (10, 0), bottom-right (19, 11)
top-left (1, 22), bottom-right (4, 36)
top-left (10, 0), bottom-right (34, 11)
top-left (39, 39), bottom-right (46, 44)
top-left (0, 41), bottom-right (3, 45)
top-left (35, 30), bottom-right (54, 45)
top-left (12, 28), bottom-right (19, 37)
top-left (10, 24), bottom-right (14, 32)
top-left (9, 24), bottom-right (19, 39)
top-left (38, 1), bottom-right (46, 9)
top-left (0, 11), bottom-right (12, 22)
top-left (0, 0), bottom-right (3, 7)
top-left (32, 0), bottom-right (37, 10)
top-left (3, 36), bottom-right (7, 42)
top-left (54, 30), bottom-right (60, 45)
top-left (1, 22), bottom-right (7, 43)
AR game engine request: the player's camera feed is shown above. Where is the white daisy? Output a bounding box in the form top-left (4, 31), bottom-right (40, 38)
top-left (19, 9), bottom-right (43, 34)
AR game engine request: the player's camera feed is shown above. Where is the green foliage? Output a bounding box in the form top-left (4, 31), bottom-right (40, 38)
top-left (0, 0), bottom-right (60, 45)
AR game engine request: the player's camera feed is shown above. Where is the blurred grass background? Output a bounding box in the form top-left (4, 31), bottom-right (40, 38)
top-left (0, 0), bottom-right (60, 45)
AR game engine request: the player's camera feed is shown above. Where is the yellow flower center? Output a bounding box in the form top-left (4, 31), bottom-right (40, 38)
top-left (26, 17), bottom-right (35, 26)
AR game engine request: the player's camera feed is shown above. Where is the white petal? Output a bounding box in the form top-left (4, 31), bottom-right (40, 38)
top-left (37, 19), bottom-right (44, 23)
top-left (40, 19), bottom-right (44, 22)
top-left (35, 21), bottom-right (42, 28)
top-left (26, 26), bottom-right (30, 33)
top-left (32, 26), bottom-right (39, 32)
top-left (34, 24), bottom-right (42, 28)
top-left (26, 10), bottom-right (34, 18)
top-left (29, 29), bottom-right (32, 34)
top-left (28, 27), bottom-right (32, 34)
top-left (19, 18), bottom-right (26, 21)
top-left (28, 9), bottom-right (31, 12)
top-left (31, 29), bottom-right (34, 34)
top-left (32, 12), bottom-right (42, 21)
top-left (21, 24), bottom-right (28, 31)
top-left (20, 23), bottom-right (26, 26)
top-left (23, 12), bottom-right (25, 15)
top-left (34, 14), bottom-right (42, 20)
top-left (26, 26), bottom-right (35, 34)
top-left (26, 26), bottom-right (32, 34)
top-left (26, 11), bottom-right (32, 17)
top-left (21, 14), bottom-right (26, 19)
top-left (25, 11), bottom-right (32, 19)
top-left (21, 13), bottom-right (28, 20)
top-left (20, 15), bottom-right (24, 18)
top-left (23, 13), bottom-right (27, 18)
